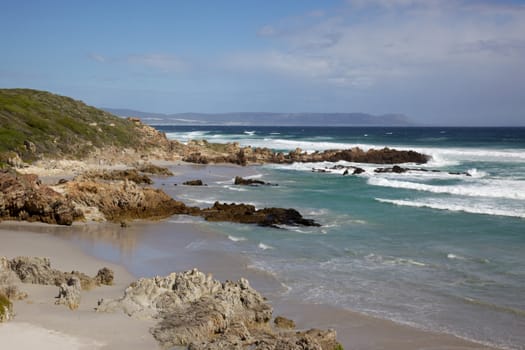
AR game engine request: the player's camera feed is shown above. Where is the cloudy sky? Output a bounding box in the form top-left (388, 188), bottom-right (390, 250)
top-left (1, 0), bottom-right (524, 125)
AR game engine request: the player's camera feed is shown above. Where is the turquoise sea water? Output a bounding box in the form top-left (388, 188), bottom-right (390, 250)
top-left (159, 126), bottom-right (525, 349)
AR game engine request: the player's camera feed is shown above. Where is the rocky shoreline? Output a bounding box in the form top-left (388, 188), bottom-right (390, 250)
top-left (0, 253), bottom-right (342, 349)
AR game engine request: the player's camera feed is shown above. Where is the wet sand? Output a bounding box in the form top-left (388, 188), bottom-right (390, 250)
top-left (0, 163), bottom-right (498, 349)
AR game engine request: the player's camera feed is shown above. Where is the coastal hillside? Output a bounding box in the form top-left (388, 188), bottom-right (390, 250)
top-left (0, 89), bottom-right (154, 163)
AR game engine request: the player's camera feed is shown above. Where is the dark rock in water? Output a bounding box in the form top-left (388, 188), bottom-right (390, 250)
top-left (183, 179), bottom-right (205, 186)
top-left (0, 170), bottom-right (83, 225)
top-left (352, 167), bottom-right (366, 175)
top-left (374, 165), bottom-right (408, 174)
top-left (234, 176), bottom-right (276, 186)
top-left (96, 269), bottom-right (342, 350)
top-left (198, 202), bottom-right (320, 228)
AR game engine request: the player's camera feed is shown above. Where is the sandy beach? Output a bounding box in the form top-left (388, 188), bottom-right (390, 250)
top-left (0, 163), bottom-right (499, 349)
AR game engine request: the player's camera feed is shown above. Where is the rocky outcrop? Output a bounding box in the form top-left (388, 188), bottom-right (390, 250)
top-left (64, 180), bottom-right (196, 222)
top-left (7, 256), bottom-right (113, 290)
top-left (274, 316), bottom-right (296, 329)
top-left (75, 169), bottom-right (153, 184)
top-left (198, 202), bottom-right (320, 228)
top-left (234, 176), bottom-right (276, 186)
top-left (1, 256), bottom-right (114, 312)
top-left (0, 257), bottom-right (26, 301)
top-left (55, 276), bottom-right (81, 310)
top-left (136, 163), bottom-right (174, 176)
top-left (183, 179), bottom-right (205, 186)
top-left (97, 269), bottom-right (341, 350)
top-left (0, 170), bottom-right (83, 225)
top-left (179, 140), bottom-right (429, 166)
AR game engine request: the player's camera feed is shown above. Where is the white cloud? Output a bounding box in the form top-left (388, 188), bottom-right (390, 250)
top-left (88, 53), bottom-right (106, 63)
top-left (231, 1), bottom-right (525, 88)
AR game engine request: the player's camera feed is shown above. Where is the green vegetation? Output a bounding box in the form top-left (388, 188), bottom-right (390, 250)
top-left (0, 292), bottom-right (12, 322)
top-left (0, 89), bottom-right (143, 161)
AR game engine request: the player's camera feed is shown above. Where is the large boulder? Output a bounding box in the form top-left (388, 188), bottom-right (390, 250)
top-left (97, 269), bottom-right (342, 350)
top-left (0, 170), bottom-right (83, 225)
top-left (198, 202), bottom-right (320, 228)
top-left (64, 180), bottom-right (196, 222)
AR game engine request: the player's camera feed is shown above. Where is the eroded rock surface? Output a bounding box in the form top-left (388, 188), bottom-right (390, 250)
top-left (7, 256), bottom-right (113, 290)
top-left (75, 169), bottom-right (153, 184)
top-left (0, 170), bottom-right (83, 225)
top-left (198, 202), bottom-right (320, 228)
top-left (96, 269), bottom-right (341, 350)
top-left (179, 141), bottom-right (429, 166)
top-left (234, 176), bottom-right (276, 186)
top-left (64, 179), bottom-right (195, 222)
top-left (55, 276), bottom-right (81, 310)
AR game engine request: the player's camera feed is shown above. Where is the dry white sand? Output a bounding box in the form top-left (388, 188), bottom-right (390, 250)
top-left (0, 227), bottom-right (159, 350)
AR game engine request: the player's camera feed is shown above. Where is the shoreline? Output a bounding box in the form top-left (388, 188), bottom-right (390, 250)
top-left (0, 219), bottom-right (497, 350)
top-left (0, 162), bottom-right (500, 349)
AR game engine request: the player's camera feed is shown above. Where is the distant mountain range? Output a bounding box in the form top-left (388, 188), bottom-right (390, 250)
top-left (103, 108), bottom-right (414, 126)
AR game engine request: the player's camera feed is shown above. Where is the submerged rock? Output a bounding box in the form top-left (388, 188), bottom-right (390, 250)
top-left (97, 269), bottom-right (341, 350)
top-left (234, 176), bottom-right (276, 186)
top-left (183, 179), bottom-right (205, 186)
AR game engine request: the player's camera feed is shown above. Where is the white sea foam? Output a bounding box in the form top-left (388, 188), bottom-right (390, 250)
top-left (447, 253), bottom-right (466, 260)
top-left (466, 168), bottom-right (487, 178)
top-left (224, 185), bottom-right (247, 192)
top-left (368, 177), bottom-right (525, 200)
top-left (166, 130), bottom-right (209, 143)
top-left (258, 242), bottom-right (274, 250)
top-left (365, 253), bottom-right (427, 267)
top-left (376, 198), bottom-right (525, 218)
top-left (166, 131), bottom-right (525, 168)
top-left (228, 235), bottom-right (247, 242)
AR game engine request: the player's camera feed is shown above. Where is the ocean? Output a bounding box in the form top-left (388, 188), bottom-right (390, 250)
top-left (158, 126), bottom-right (525, 349)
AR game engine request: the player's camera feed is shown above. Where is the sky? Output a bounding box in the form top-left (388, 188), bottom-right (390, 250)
top-left (1, 0), bottom-right (525, 126)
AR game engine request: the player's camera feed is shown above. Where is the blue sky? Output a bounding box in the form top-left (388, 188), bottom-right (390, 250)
top-left (1, 0), bottom-right (524, 125)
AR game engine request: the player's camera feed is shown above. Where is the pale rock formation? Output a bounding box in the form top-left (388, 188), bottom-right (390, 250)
top-left (97, 269), bottom-right (342, 350)
top-left (55, 276), bottom-right (82, 310)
